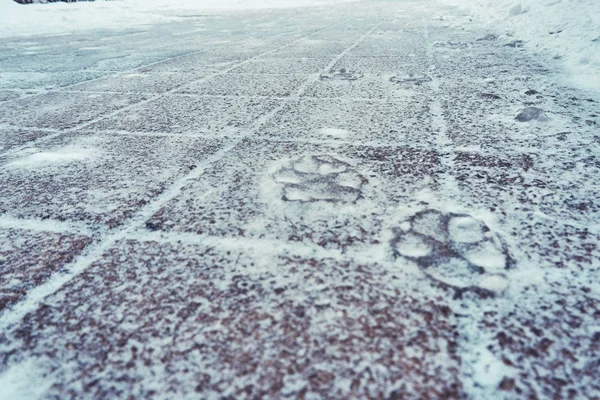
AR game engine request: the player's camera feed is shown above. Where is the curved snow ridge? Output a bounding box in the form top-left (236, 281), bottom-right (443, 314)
top-left (5, 147), bottom-right (97, 170)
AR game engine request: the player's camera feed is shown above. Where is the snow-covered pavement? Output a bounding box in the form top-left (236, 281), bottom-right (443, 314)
top-left (0, 1), bottom-right (599, 398)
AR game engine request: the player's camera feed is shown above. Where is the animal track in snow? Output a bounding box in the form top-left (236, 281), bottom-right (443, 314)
top-left (391, 209), bottom-right (513, 294)
top-left (272, 155), bottom-right (366, 203)
top-left (319, 68), bottom-right (363, 81)
top-left (390, 73), bottom-right (432, 85)
top-left (515, 106), bottom-right (550, 122)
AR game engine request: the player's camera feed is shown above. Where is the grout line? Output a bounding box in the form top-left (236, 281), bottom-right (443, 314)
top-left (127, 230), bottom-right (348, 262)
top-left (35, 91), bottom-right (391, 103)
top-left (425, 26), bottom-right (461, 201)
top-left (0, 18), bottom-right (381, 331)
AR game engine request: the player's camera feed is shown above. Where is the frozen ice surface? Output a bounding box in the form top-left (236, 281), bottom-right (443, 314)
top-left (0, 1), bottom-right (599, 399)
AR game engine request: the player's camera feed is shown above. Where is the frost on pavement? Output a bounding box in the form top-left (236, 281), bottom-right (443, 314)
top-left (0, 240), bottom-right (464, 399)
top-left (0, 1), bottom-right (599, 399)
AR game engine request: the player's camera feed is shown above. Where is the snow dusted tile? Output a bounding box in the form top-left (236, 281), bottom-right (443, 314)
top-left (137, 52), bottom-right (238, 73)
top-left (350, 31), bottom-right (426, 58)
top-left (145, 139), bottom-right (439, 251)
top-left (0, 239), bottom-right (462, 399)
top-left (228, 57), bottom-right (329, 74)
top-left (0, 92), bottom-right (144, 130)
top-left (0, 50), bottom-right (184, 74)
top-left (178, 73), bottom-right (307, 97)
top-left (0, 129), bottom-right (57, 154)
top-left (451, 150), bottom-right (546, 209)
top-left (302, 71), bottom-right (389, 99)
top-left (139, 40), bottom-right (288, 73)
top-left (256, 98), bottom-right (431, 146)
top-left (89, 95), bottom-right (281, 135)
top-left (0, 90), bottom-right (22, 103)
top-left (0, 53), bottom-right (88, 72)
top-left (0, 132), bottom-right (225, 228)
top-left (0, 71), bottom-right (108, 90)
top-left (65, 71), bottom-right (193, 94)
top-left (0, 228), bottom-right (92, 311)
top-left (332, 56), bottom-right (426, 75)
top-left (73, 51), bottom-right (195, 73)
top-left (451, 149), bottom-right (600, 225)
top-left (504, 213), bottom-right (600, 274)
top-left (463, 287), bottom-right (600, 399)
top-left (268, 38), bottom-right (348, 58)
top-left (437, 79), bottom-right (575, 153)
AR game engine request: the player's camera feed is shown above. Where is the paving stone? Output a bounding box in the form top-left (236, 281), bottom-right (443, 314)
top-left (351, 31), bottom-right (425, 57)
top-left (256, 98), bottom-right (431, 145)
top-left (0, 129), bottom-right (57, 154)
top-left (0, 51), bottom-right (188, 73)
top-left (467, 287), bottom-right (600, 399)
top-left (0, 92), bottom-right (144, 130)
top-left (0, 239), bottom-right (462, 399)
top-left (178, 73), bottom-right (307, 97)
top-left (0, 132), bottom-right (225, 228)
top-left (0, 228), bottom-right (93, 311)
top-left (0, 90), bottom-right (21, 103)
top-left (89, 95), bottom-right (281, 135)
top-left (65, 71), bottom-right (194, 94)
top-left (331, 55), bottom-right (428, 76)
top-left (0, 71), bottom-right (108, 90)
top-left (228, 57), bottom-right (329, 74)
top-left (268, 38), bottom-right (349, 58)
top-left (145, 139), bottom-right (439, 251)
top-left (303, 71), bottom-right (389, 99)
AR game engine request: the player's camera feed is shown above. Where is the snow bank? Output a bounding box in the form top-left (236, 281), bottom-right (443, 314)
top-left (0, 0), bottom-right (359, 39)
top-left (440, 0), bottom-right (600, 93)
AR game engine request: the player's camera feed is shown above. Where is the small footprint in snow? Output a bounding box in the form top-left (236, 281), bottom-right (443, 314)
top-left (320, 68), bottom-right (363, 81)
top-left (391, 209), bottom-right (513, 294)
top-left (272, 155), bottom-right (366, 203)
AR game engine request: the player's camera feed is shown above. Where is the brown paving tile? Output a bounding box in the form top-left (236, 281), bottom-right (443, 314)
top-left (0, 228), bottom-right (93, 311)
top-left (0, 239), bottom-right (463, 399)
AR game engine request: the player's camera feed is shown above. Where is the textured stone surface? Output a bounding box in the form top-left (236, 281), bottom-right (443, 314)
top-left (0, 1), bottom-right (598, 399)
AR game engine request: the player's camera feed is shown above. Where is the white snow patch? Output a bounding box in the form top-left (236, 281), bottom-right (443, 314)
top-left (316, 127), bottom-right (350, 138)
top-left (6, 147), bottom-right (97, 169)
top-left (471, 346), bottom-right (516, 389)
top-left (0, 359), bottom-right (53, 400)
top-left (478, 274), bottom-right (510, 293)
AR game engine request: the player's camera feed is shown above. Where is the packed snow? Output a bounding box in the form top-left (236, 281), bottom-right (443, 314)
top-left (440, 0), bottom-right (600, 93)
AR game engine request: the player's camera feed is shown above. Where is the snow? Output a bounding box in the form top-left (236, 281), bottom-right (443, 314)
top-left (6, 147), bottom-right (96, 169)
top-left (440, 0), bottom-right (600, 93)
top-left (0, 359), bottom-right (53, 400)
top-left (0, 0), bottom-right (359, 39)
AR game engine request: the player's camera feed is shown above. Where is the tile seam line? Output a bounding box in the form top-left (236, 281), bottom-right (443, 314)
top-left (0, 18), bottom-right (378, 331)
top-left (0, 24), bottom-right (337, 160)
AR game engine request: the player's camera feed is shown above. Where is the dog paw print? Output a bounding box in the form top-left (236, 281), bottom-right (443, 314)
top-left (272, 155), bottom-right (367, 203)
top-left (390, 73), bottom-right (432, 85)
top-left (320, 68), bottom-right (363, 81)
top-left (391, 209), bottom-right (513, 294)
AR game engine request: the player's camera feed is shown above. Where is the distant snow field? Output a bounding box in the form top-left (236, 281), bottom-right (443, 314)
top-left (0, 0), bottom-right (359, 38)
